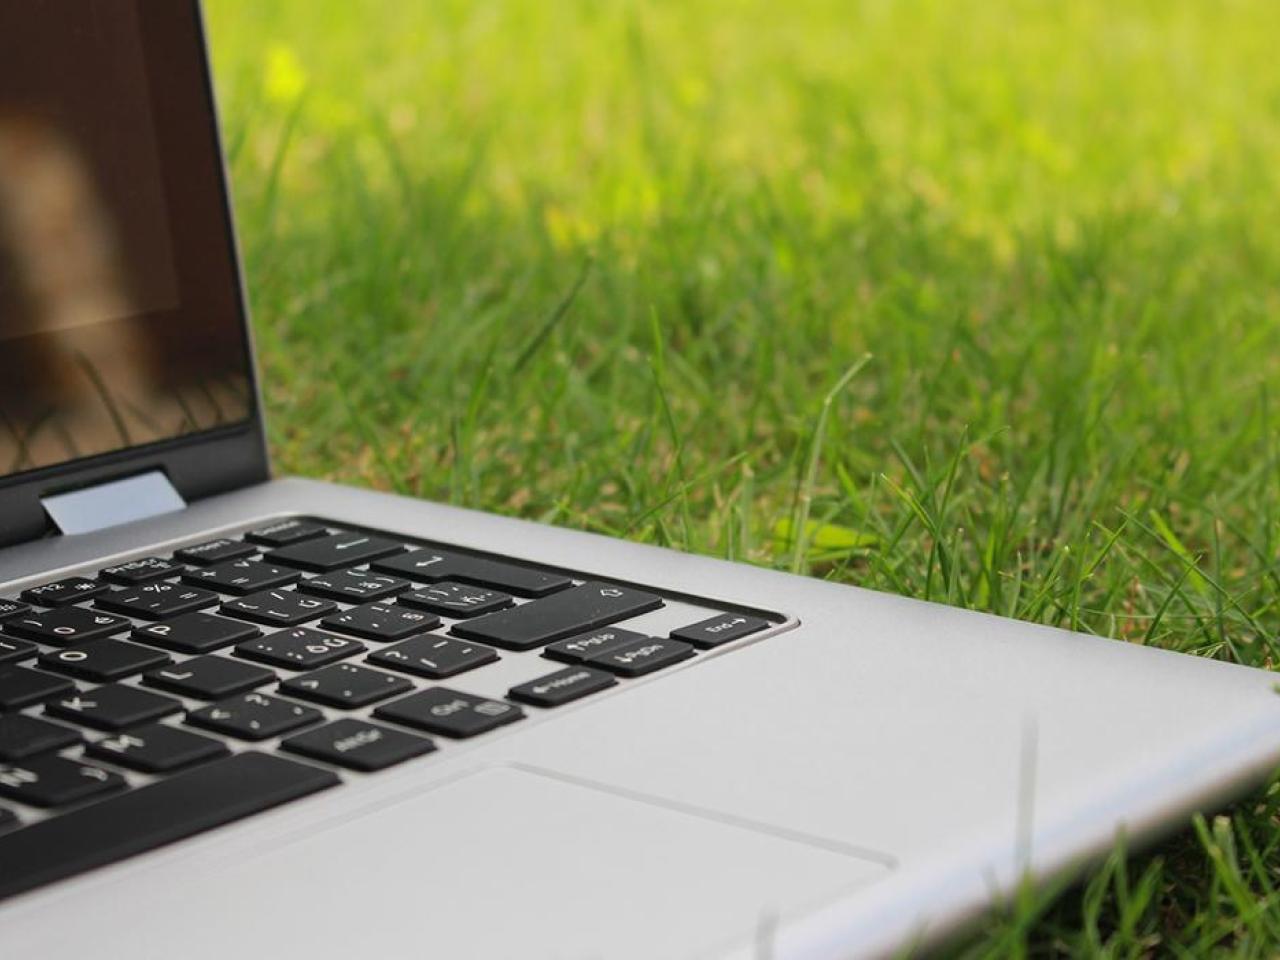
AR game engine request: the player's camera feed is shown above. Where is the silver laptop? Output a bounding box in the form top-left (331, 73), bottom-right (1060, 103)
top-left (1, 3), bottom-right (1277, 957)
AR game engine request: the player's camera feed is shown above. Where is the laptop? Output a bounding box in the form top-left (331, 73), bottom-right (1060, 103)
top-left (0, 3), bottom-right (1277, 957)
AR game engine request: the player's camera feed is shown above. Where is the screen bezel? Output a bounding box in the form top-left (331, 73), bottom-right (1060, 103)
top-left (0, 0), bottom-right (269, 547)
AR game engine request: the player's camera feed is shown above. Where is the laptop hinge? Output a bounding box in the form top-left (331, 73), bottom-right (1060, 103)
top-left (41, 470), bottom-right (187, 537)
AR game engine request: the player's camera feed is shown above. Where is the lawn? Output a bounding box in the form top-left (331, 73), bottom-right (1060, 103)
top-left (203, 0), bottom-right (1280, 953)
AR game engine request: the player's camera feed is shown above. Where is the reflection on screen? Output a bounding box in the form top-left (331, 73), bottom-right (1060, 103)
top-left (0, 1), bottom-right (251, 474)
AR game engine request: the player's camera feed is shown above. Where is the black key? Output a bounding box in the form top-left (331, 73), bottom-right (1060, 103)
top-left (266, 533), bottom-right (403, 572)
top-left (282, 719), bottom-right (434, 772)
top-left (297, 570), bottom-right (408, 602)
top-left (373, 548), bottom-right (572, 598)
top-left (5, 607), bottom-right (130, 646)
top-left (144, 656), bottom-right (275, 700)
top-left (21, 576), bottom-right (107, 607)
top-left (368, 635), bottom-right (498, 680)
top-left (375, 688), bottom-right (523, 738)
top-left (670, 613), bottom-right (770, 649)
top-left (321, 602), bottom-right (438, 642)
top-left (183, 559), bottom-right (300, 595)
top-left (586, 636), bottom-right (695, 677)
top-left (236, 628), bottom-right (365, 669)
top-left (245, 518), bottom-right (328, 547)
top-left (544, 627), bottom-right (648, 664)
top-left (39, 640), bottom-right (169, 683)
top-left (280, 664), bottom-right (411, 709)
top-left (0, 637), bottom-right (37, 664)
top-left (47, 685), bottom-right (181, 732)
top-left (221, 589), bottom-right (336, 627)
top-left (0, 715), bottom-right (80, 761)
top-left (0, 756), bottom-right (124, 808)
top-left (86, 723), bottom-right (228, 774)
top-left (174, 538), bottom-right (257, 566)
top-left (451, 582), bottom-right (663, 651)
top-left (100, 556), bottom-right (184, 584)
top-left (0, 806), bottom-right (14, 831)
top-left (508, 667), bottom-right (617, 707)
top-left (0, 667), bottom-right (75, 711)
top-left (0, 752), bottom-right (337, 900)
top-left (133, 612), bottom-right (260, 654)
top-left (0, 599), bottom-right (31, 620)
top-left (187, 692), bottom-right (322, 741)
top-left (399, 582), bottom-right (513, 618)
top-left (96, 582), bottom-right (219, 620)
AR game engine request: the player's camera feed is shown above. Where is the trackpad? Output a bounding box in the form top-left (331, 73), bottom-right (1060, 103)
top-left (73, 765), bottom-right (891, 959)
top-left (259, 766), bottom-right (890, 958)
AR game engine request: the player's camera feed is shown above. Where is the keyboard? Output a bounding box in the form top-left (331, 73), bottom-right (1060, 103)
top-left (0, 518), bottom-right (782, 899)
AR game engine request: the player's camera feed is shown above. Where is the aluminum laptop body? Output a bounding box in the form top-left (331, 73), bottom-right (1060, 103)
top-left (0, 4), bottom-right (1277, 958)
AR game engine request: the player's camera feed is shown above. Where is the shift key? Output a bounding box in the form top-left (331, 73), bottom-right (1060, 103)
top-left (450, 582), bottom-right (663, 651)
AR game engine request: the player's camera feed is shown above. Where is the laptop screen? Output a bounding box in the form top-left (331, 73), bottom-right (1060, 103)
top-left (0, 1), bottom-right (254, 478)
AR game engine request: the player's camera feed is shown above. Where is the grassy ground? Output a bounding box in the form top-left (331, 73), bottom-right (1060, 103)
top-left (204, 0), bottom-right (1280, 953)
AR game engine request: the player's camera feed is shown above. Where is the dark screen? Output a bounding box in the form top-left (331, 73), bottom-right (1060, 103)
top-left (0, 0), bottom-right (254, 476)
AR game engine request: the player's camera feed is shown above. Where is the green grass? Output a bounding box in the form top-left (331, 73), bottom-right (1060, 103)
top-left (203, 0), bottom-right (1280, 952)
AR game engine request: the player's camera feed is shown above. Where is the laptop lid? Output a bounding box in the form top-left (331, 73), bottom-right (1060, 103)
top-left (0, 0), bottom-right (267, 546)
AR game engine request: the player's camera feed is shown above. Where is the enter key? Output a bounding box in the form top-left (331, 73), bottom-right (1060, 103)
top-left (451, 582), bottom-right (663, 651)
